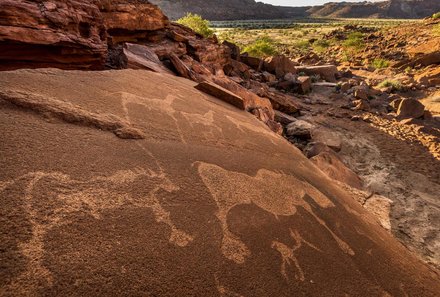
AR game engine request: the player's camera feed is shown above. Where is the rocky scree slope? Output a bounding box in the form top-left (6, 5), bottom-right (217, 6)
top-left (1, 0), bottom-right (440, 295)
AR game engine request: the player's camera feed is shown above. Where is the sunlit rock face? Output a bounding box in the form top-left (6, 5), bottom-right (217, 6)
top-left (0, 68), bottom-right (439, 296)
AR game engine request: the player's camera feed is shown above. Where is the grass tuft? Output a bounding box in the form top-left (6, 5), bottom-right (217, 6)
top-left (377, 79), bottom-right (402, 91)
top-left (371, 58), bottom-right (390, 69)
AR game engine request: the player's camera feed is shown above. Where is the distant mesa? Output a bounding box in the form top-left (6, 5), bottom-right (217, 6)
top-left (149, 0), bottom-right (440, 20)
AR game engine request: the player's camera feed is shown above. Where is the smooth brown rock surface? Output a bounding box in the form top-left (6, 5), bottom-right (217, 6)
top-left (0, 69), bottom-right (439, 296)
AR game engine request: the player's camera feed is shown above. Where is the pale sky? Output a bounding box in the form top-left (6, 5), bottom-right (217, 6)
top-left (261, 0), bottom-right (382, 7)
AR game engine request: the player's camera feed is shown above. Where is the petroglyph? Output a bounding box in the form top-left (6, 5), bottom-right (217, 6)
top-left (226, 115), bottom-right (280, 145)
top-left (197, 162), bottom-right (354, 264)
top-left (113, 91), bottom-right (224, 143)
top-left (1, 168), bottom-right (192, 293)
top-left (272, 229), bottom-right (322, 282)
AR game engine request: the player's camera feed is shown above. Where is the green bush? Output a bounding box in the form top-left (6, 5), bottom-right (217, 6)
top-left (433, 24), bottom-right (440, 36)
top-left (242, 36), bottom-right (277, 58)
top-left (432, 12), bottom-right (440, 19)
top-left (371, 58), bottom-right (390, 69)
top-left (313, 39), bottom-right (330, 53)
top-left (343, 32), bottom-right (365, 50)
top-left (176, 13), bottom-right (214, 38)
top-left (377, 79), bottom-right (402, 91)
top-left (295, 40), bottom-right (310, 53)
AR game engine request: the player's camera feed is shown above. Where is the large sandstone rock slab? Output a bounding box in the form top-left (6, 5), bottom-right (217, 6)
top-left (122, 43), bottom-right (174, 74)
top-left (296, 65), bottom-right (339, 82)
top-left (211, 76), bottom-right (275, 119)
top-left (264, 55), bottom-right (297, 78)
top-left (0, 0), bottom-right (108, 70)
top-left (0, 69), bottom-right (439, 296)
top-left (195, 81), bottom-right (245, 110)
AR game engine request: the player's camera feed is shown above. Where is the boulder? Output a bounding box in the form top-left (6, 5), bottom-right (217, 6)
top-left (169, 53), bottom-right (200, 81)
top-left (311, 151), bottom-right (363, 189)
top-left (340, 82), bottom-right (351, 93)
top-left (195, 81), bottom-right (245, 110)
top-left (223, 59), bottom-right (250, 77)
top-left (286, 120), bottom-right (315, 139)
top-left (262, 71), bottom-right (277, 83)
top-left (186, 34), bottom-right (230, 71)
top-left (277, 80), bottom-right (295, 91)
top-left (354, 88), bottom-right (368, 100)
top-left (397, 99), bottom-right (425, 119)
top-left (0, 0), bottom-right (107, 70)
top-left (223, 40), bottom-right (240, 60)
top-left (252, 108), bottom-right (283, 134)
top-left (352, 100), bottom-right (370, 111)
top-left (296, 76), bottom-right (312, 94)
top-left (167, 30), bottom-right (188, 43)
top-left (274, 110), bottom-right (297, 125)
top-left (304, 142), bottom-right (333, 158)
top-left (240, 55), bottom-right (263, 71)
top-left (363, 195), bottom-right (393, 231)
top-left (284, 72), bottom-right (296, 82)
top-left (265, 91), bottom-right (300, 115)
top-left (296, 65), bottom-right (338, 83)
top-left (121, 43), bottom-right (173, 74)
top-left (264, 55), bottom-right (297, 78)
top-left (311, 128), bottom-right (342, 152)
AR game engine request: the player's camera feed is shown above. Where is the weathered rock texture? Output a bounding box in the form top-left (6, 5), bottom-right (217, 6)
top-left (96, 0), bottom-right (169, 44)
top-left (1, 68), bottom-right (440, 296)
top-left (0, 0), bottom-right (108, 70)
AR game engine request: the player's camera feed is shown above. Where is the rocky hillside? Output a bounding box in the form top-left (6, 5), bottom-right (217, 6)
top-left (149, 0), bottom-right (310, 20)
top-left (309, 0), bottom-right (440, 19)
top-left (1, 0), bottom-right (440, 295)
top-left (150, 0), bottom-right (440, 20)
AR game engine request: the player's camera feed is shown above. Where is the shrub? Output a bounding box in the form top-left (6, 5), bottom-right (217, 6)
top-left (432, 12), bottom-right (440, 19)
top-left (313, 39), bottom-right (330, 53)
top-left (242, 36), bottom-right (278, 58)
top-left (371, 58), bottom-right (390, 69)
top-left (433, 24), bottom-right (440, 36)
top-left (295, 40), bottom-right (310, 53)
top-left (377, 79), bottom-right (402, 91)
top-left (176, 13), bottom-right (214, 38)
top-left (343, 32), bottom-right (364, 50)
